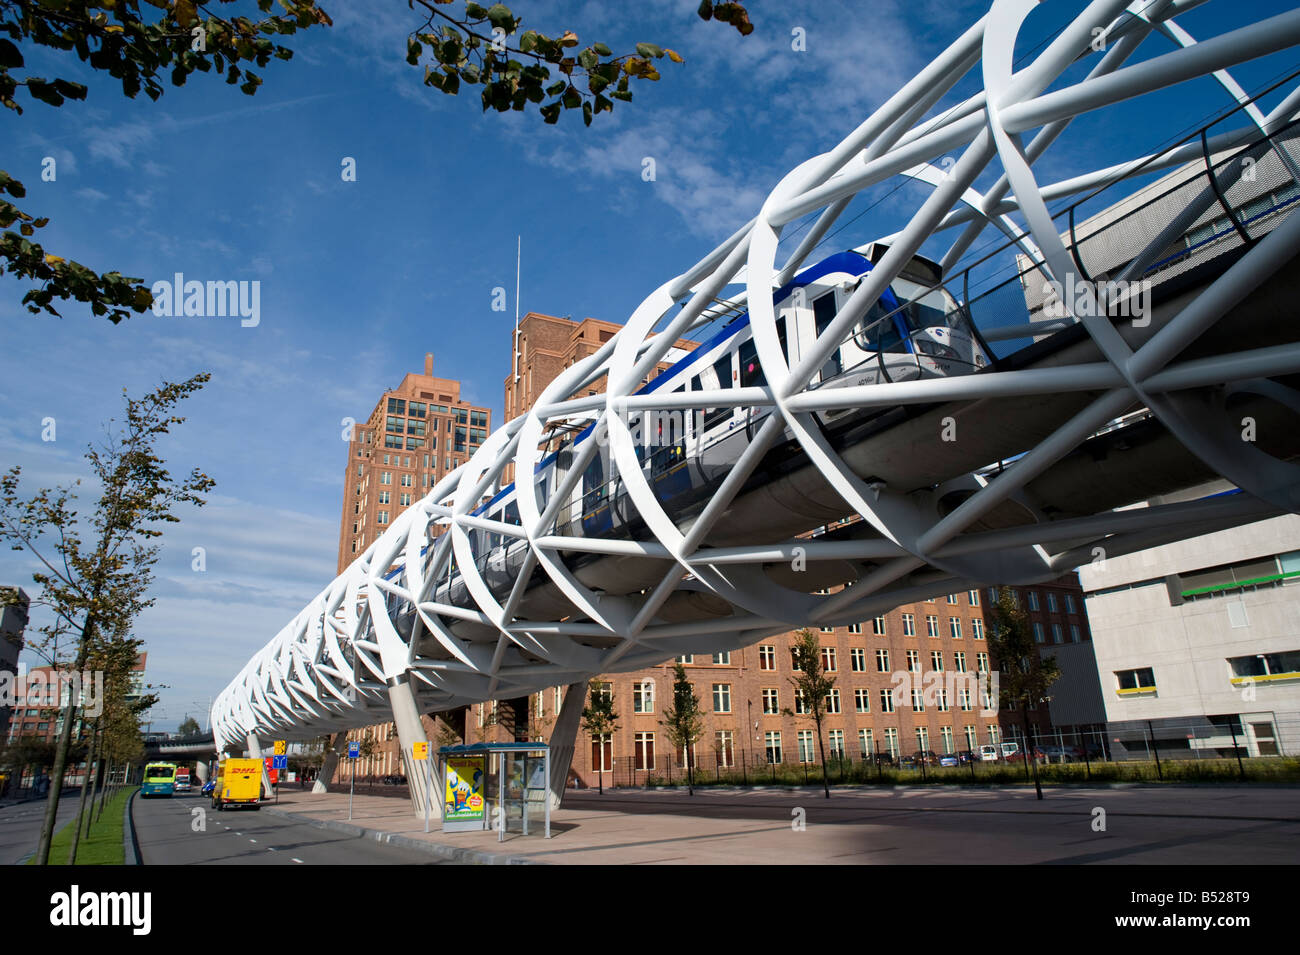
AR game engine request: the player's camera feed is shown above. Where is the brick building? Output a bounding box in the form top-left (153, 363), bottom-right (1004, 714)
top-left (5, 652), bottom-right (147, 745)
top-left (337, 353), bottom-right (492, 575)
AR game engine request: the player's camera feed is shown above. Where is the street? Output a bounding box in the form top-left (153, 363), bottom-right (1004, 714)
top-left (131, 791), bottom-right (454, 865)
top-left (0, 794), bottom-right (80, 865)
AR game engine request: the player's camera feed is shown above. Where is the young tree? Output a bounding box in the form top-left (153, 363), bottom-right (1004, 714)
top-left (0, 373), bottom-right (215, 864)
top-left (986, 587), bottom-right (1062, 801)
top-left (1, 1), bottom-right (750, 322)
top-left (580, 679), bottom-right (617, 795)
top-left (659, 663), bottom-right (704, 796)
top-left (177, 715), bottom-right (201, 737)
top-left (785, 629), bottom-right (836, 799)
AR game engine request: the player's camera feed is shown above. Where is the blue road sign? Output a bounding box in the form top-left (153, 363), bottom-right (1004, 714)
top-left (347, 741), bottom-right (360, 758)
top-left (272, 754), bottom-right (288, 770)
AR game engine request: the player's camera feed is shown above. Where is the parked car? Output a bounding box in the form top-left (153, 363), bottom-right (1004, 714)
top-left (938, 753), bottom-right (961, 767)
top-left (999, 742), bottom-right (1022, 760)
top-left (1005, 746), bottom-right (1047, 763)
top-left (956, 750), bottom-right (980, 764)
top-left (867, 752), bottom-right (896, 767)
top-left (381, 773), bottom-right (407, 785)
top-left (978, 744), bottom-right (1000, 762)
top-left (909, 750), bottom-right (940, 766)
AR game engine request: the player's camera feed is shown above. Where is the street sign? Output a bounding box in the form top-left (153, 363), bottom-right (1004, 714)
top-left (412, 742), bottom-right (429, 760)
top-left (347, 740), bottom-right (360, 758)
top-left (273, 740), bottom-right (287, 756)
top-left (272, 754), bottom-right (288, 770)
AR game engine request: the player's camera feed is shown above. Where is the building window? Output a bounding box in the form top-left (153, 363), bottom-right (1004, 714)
top-left (936, 688), bottom-right (950, 712)
top-left (759, 645), bottom-right (775, 670)
top-left (1116, 667), bottom-right (1157, 693)
top-left (820, 626), bottom-right (833, 634)
top-left (376, 511), bottom-right (389, 525)
top-left (821, 647), bottom-right (837, 672)
top-left (797, 730), bottom-right (815, 763)
top-left (965, 725), bottom-right (978, 751)
top-left (977, 652), bottom-right (989, 673)
top-left (911, 688), bottom-right (925, 712)
top-left (765, 731), bottom-right (782, 764)
top-left (947, 594), bottom-right (958, 604)
top-left (762, 688), bottom-right (779, 714)
top-left (590, 734), bottom-right (612, 772)
top-left (916, 727), bottom-right (930, 751)
top-left (960, 687), bottom-right (972, 711)
top-left (949, 617), bottom-right (962, 639)
top-left (400, 493), bottom-right (411, 506)
top-left (884, 727), bottom-right (899, 759)
top-left (968, 589), bottom-right (980, 606)
top-left (714, 731), bottom-right (734, 768)
top-left (712, 651), bottom-right (731, 665)
top-left (1070, 625), bottom-right (1081, 643)
top-left (1065, 594), bottom-right (1077, 614)
top-left (873, 616), bottom-right (886, 635)
top-left (954, 651), bottom-right (967, 672)
top-left (1032, 622), bottom-right (1045, 643)
top-left (380, 471), bottom-right (392, 485)
top-left (879, 689), bottom-right (895, 713)
top-left (850, 647), bottom-right (866, 672)
top-left (931, 651), bottom-right (944, 671)
top-left (854, 688), bottom-right (871, 713)
top-left (1052, 623), bottom-right (1064, 644)
top-left (794, 688), bottom-right (810, 715)
top-left (876, 648), bottom-right (890, 672)
top-left (859, 728), bottom-right (875, 758)
top-left (848, 622), bottom-right (862, 635)
top-left (825, 688), bottom-right (841, 714)
top-left (712, 683), bottom-right (732, 713)
top-left (790, 648), bottom-right (802, 672)
top-left (676, 742), bottom-right (698, 770)
top-left (1047, 592), bottom-right (1059, 613)
top-left (972, 618), bottom-right (985, 640)
top-left (828, 729), bottom-right (845, 759)
top-left (633, 680), bottom-right (655, 714)
top-left (906, 650), bottom-right (920, 672)
top-left (675, 654), bottom-right (693, 665)
top-left (1027, 591), bottom-right (1040, 611)
top-left (941, 726), bottom-right (954, 752)
top-left (926, 615), bottom-right (939, 638)
top-left (378, 491), bottom-right (390, 504)
top-left (901, 613), bottom-right (914, 636)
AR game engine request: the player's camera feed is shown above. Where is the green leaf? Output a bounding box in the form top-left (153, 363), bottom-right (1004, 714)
top-left (519, 30), bottom-right (538, 53)
top-left (592, 42), bottom-right (611, 56)
top-left (486, 4), bottom-right (514, 32)
top-left (635, 43), bottom-right (662, 59)
top-left (578, 49), bottom-right (597, 71)
top-left (539, 101), bottom-right (560, 124)
top-left (697, 0), bottom-right (714, 20)
top-left (465, 2), bottom-right (488, 18)
top-left (0, 39), bottom-right (23, 69)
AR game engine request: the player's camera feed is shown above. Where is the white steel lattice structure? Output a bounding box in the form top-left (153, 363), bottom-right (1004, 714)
top-left (213, 0), bottom-right (1300, 797)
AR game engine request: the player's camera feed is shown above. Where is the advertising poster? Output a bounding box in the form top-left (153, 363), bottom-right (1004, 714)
top-left (444, 757), bottom-right (486, 822)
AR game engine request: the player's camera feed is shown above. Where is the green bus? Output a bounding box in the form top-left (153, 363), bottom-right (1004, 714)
top-left (141, 762), bottom-right (178, 798)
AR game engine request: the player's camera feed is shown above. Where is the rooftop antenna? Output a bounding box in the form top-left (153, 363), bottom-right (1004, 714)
top-left (513, 235), bottom-right (521, 384)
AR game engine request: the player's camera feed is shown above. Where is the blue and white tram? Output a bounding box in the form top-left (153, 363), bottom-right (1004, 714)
top-left (392, 244), bottom-right (990, 632)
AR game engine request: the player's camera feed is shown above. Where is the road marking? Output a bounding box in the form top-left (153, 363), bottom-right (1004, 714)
top-left (292, 857), bottom-right (304, 864)
top-left (267, 846), bottom-right (277, 851)
top-left (249, 838), bottom-right (257, 843)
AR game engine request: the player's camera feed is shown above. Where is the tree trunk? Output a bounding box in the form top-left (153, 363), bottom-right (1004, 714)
top-left (68, 720), bottom-right (100, 862)
top-left (814, 714), bottom-right (830, 798)
top-left (1022, 708), bottom-right (1043, 800)
top-left (36, 659), bottom-right (86, 865)
top-left (687, 741), bottom-right (694, 796)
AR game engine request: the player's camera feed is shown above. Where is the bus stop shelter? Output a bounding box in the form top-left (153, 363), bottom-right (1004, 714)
top-left (438, 742), bottom-right (551, 841)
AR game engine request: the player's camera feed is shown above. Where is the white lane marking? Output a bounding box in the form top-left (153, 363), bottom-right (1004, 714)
top-left (292, 857), bottom-right (304, 864)
top-left (267, 847), bottom-right (277, 852)
top-left (249, 838), bottom-right (257, 843)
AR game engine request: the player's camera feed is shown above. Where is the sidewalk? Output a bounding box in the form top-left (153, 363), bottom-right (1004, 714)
top-left (260, 783), bottom-right (1300, 865)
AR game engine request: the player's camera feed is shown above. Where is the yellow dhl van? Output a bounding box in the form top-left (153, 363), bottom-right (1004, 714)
top-left (212, 758), bottom-right (263, 811)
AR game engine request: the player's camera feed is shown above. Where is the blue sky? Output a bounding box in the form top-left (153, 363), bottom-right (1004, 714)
top-left (2, 0), bottom-right (1297, 731)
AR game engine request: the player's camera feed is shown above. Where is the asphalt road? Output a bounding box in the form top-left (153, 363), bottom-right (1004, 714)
top-left (133, 791), bottom-right (453, 864)
top-left (0, 793), bottom-right (81, 865)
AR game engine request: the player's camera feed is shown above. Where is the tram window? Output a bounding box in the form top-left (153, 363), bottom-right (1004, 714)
top-left (812, 292), bottom-right (842, 378)
top-left (738, 338), bottom-right (764, 388)
top-left (703, 356), bottom-right (734, 431)
top-left (503, 500), bottom-right (520, 526)
top-left (776, 315), bottom-right (789, 362)
top-left (582, 454), bottom-right (605, 511)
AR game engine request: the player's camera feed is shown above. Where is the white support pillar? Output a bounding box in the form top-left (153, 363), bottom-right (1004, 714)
top-left (246, 733), bottom-right (273, 800)
top-left (387, 675), bottom-right (434, 820)
top-left (312, 731), bottom-right (346, 794)
top-left (547, 682), bottom-right (586, 809)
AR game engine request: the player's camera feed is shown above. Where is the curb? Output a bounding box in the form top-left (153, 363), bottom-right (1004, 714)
top-left (124, 788), bottom-right (141, 865)
top-left (259, 806), bottom-right (542, 865)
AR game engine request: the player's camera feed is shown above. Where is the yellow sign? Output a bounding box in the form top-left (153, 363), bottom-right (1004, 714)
top-left (412, 742), bottom-right (429, 760)
top-left (273, 740), bottom-right (286, 756)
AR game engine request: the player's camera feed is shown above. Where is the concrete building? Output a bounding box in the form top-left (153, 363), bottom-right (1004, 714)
top-left (1080, 481), bottom-right (1300, 759)
top-left (337, 353), bottom-right (492, 574)
top-left (0, 587), bottom-right (29, 741)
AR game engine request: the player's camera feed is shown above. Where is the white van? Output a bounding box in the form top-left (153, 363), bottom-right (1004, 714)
top-left (978, 745), bottom-right (999, 762)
